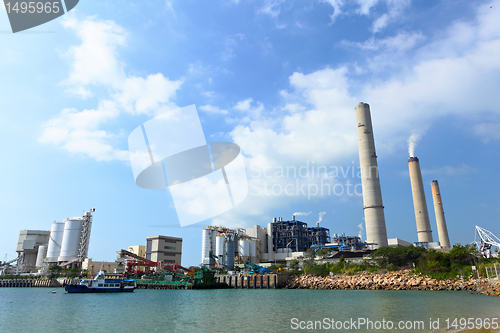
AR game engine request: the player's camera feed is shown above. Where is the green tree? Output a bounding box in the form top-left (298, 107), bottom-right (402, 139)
top-left (371, 246), bottom-right (426, 268)
top-left (316, 249), bottom-right (331, 259)
top-left (303, 249), bottom-right (315, 268)
top-left (289, 259), bottom-right (299, 271)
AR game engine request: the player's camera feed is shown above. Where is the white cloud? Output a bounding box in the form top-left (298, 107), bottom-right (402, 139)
top-left (371, 0), bottom-right (411, 33)
top-left (114, 74), bottom-right (181, 115)
top-left (199, 104), bottom-right (229, 115)
top-left (222, 34), bottom-right (245, 61)
top-left (62, 16), bottom-right (127, 92)
top-left (323, 0), bottom-right (411, 32)
top-left (234, 98), bottom-right (253, 111)
top-left (258, 0), bottom-right (285, 18)
top-left (341, 31), bottom-right (425, 51)
top-left (473, 122), bottom-right (500, 142)
top-left (165, 1), bottom-right (176, 17)
top-left (355, 0), bottom-right (380, 15)
top-left (421, 165), bottom-right (477, 178)
top-left (322, 0), bottom-right (345, 23)
top-left (40, 16), bottom-right (182, 162)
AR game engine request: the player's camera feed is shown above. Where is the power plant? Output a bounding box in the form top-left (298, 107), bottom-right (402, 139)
top-left (201, 215), bottom-right (333, 268)
top-left (355, 102), bottom-right (388, 248)
top-left (408, 157), bottom-right (433, 243)
top-left (431, 180), bottom-right (451, 248)
top-left (3, 208), bottom-right (95, 274)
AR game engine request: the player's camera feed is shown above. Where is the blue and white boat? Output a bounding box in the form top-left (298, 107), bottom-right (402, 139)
top-left (65, 271), bottom-right (136, 293)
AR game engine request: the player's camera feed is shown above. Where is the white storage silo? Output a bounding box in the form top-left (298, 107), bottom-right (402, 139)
top-left (225, 237), bottom-right (237, 269)
top-left (215, 235), bottom-right (225, 258)
top-left (35, 245), bottom-right (47, 268)
top-left (249, 239), bottom-right (257, 262)
top-left (201, 229), bottom-right (212, 264)
top-left (211, 231), bottom-right (217, 255)
top-left (58, 217), bottom-right (84, 262)
top-left (239, 239), bottom-right (250, 262)
top-left (46, 221), bottom-right (65, 263)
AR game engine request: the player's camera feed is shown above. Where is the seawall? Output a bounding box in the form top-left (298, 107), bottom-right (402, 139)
top-left (286, 270), bottom-right (500, 296)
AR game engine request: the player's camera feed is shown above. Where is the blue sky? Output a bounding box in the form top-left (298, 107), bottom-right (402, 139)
top-left (1, 0), bottom-right (500, 266)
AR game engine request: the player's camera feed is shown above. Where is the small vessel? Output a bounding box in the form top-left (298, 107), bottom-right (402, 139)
top-left (65, 270), bottom-right (136, 293)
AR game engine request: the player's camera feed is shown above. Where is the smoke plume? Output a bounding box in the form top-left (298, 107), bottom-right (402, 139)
top-left (357, 223), bottom-right (365, 241)
top-left (293, 212), bottom-right (311, 216)
top-left (407, 133), bottom-right (421, 157)
top-left (317, 212), bottom-right (326, 225)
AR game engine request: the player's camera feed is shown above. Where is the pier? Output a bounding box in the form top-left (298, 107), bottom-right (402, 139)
top-left (0, 278), bottom-right (61, 288)
top-left (215, 274), bottom-right (289, 289)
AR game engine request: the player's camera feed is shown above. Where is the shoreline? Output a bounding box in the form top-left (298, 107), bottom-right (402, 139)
top-left (285, 269), bottom-right (500, 296)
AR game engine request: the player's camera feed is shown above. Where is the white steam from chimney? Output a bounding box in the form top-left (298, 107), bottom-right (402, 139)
top-left (293, 212), bottom-right (312, 216)
top-left (407, 133), bottom-right (421, 157)
top-left (357, 222), bottom-right (365, 241)
top-left (316, 212), bottom-right (326, 227)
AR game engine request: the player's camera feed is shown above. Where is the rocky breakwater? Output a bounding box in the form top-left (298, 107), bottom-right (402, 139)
top-left (476, 279), bottom-right (500, 297)
top-left (286, 270), bottom-right (495, 294)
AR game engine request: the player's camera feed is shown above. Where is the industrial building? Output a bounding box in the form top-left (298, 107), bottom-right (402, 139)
top-left (128, 245), bottom-right (146, 258)
top-left (270, 216), bottom-right (330, 252)
top-left (201, 215), bottom-right (331, 268)
top-left (146, 235), bottom-right (182, 264)
top-left (46, 209), bottom-right (95, 268)
top-left (15, 230), bottom-right (50, 272)
top-left (82, 258), bottom-right (118, 276)
top-left (6, 208), bottom-right (95, 274)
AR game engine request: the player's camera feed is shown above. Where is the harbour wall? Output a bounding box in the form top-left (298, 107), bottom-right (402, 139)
top-left (215, 274), bottom-right (289, 289)
top-left (0, 278), bottom-right (61, 288)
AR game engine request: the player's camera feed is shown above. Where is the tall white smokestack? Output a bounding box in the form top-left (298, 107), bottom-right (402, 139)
top-left (408, 157), bottom-right (433, 242)
top-left (355, 102), bottom-right (388, 248)
top-left (431, 180), bottom-right (451, 248)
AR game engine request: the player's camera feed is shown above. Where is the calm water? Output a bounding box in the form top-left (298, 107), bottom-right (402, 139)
top-left (0, 288), bottom-right (499, 333)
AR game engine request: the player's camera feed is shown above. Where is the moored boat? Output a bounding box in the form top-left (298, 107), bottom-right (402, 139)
top-left (65, 270), bottom-right (136, 293)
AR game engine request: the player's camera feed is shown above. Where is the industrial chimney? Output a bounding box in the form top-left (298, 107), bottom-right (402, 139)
top-left (408, 157), bottom-right (433, 242)
top-left (355, 102), bottom-right (388, 248)
top-left (431, 180), bottom-right (451, 248)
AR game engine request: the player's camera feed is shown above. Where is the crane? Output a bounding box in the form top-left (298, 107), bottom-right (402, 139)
top-left (0, 255), bottom-right (21, 275)
top-left (474, 226), bottom-right (500, 258)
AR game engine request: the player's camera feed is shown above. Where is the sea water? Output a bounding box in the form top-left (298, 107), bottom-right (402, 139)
top-left (0, 288), bottom-right (499, 332)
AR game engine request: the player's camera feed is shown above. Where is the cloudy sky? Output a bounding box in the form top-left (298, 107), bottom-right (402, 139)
top-left (1, 0), bottom-right (499, 266)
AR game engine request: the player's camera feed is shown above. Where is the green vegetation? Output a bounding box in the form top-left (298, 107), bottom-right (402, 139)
top-left (294, 244), bottom-right (498, 280)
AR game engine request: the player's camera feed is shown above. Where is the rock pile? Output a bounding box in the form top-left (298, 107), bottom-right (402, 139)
top-left (476, 280), bottom-right (500, 296)
top-left (286, 270), bottom-right (499, 295)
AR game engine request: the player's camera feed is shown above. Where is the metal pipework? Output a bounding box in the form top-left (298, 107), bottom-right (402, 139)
top-left (355, 102), bottom-right (388, 248)
top-left (408, 157), bottom-right (433, 242)
top-left (431, 180), bottom-right (451, 248)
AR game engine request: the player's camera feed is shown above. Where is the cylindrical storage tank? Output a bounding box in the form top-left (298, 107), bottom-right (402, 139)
top-left (249, 239), bottom-right (257, 261)
top-left (35, 245), bottom-right (47, 268)
top-left (215, 235), bottom-right (225, 258)
top-left (46, 221), bottom-right (65, 263)
top-left (267, 223), bottom-right (274, 262)
top-left (58, 217), bottom-right (83, 262)
top-left (201, 229), bottom-right (212, 264)
top-left (225, 238), bottom-right (236, 269)
top-left (211, 231), bottom-right (217, 255)
top-left (408, 157), bottom-right (433, 243)
top-left (239, 239), bottom-right (250, 261)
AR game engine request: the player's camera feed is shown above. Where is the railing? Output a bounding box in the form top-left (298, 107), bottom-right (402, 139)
top-left (485, 263), bottom-right (499, 280)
